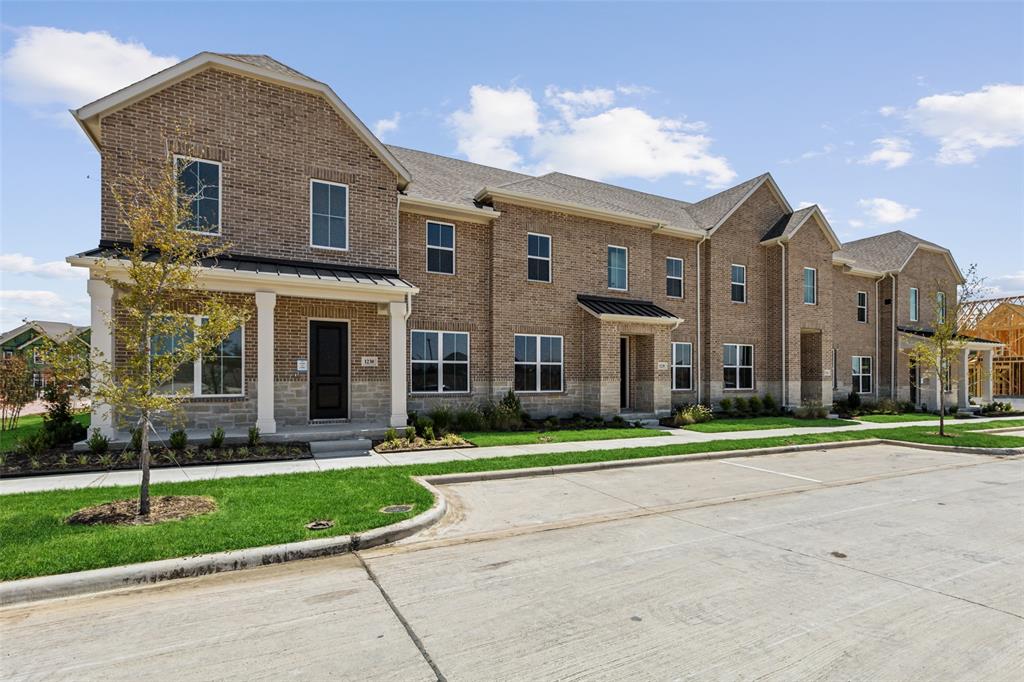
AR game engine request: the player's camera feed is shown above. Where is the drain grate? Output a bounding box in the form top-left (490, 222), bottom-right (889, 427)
top-left (305, 519), bottom-right (334, 530)
top-left (381, 504), bottom-right (414, 514)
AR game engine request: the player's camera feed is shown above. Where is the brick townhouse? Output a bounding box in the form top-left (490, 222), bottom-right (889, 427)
top-left (68, 52), bottom-right (999, 437)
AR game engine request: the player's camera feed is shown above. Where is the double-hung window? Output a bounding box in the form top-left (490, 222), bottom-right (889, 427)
top-left (909, 287), bottom-right (919, 322)
top-left (672, 342), bottom-right (692, 390)
top-left (852, 356), bottom-right (872, 394)
top-left (608, 246), bottom-right (628, 290)
top-left (426, 221), bottom-right (455, 274)
top-left (410, 331), bottom-right (469, 393)
top-left (937, 291), bottom-right (947, 324)
top-left (152, 317), bottom-right (243, 397)
top-left (723, 343), bottom-right (753, 390)
top-left (803, 267), bottom-right (817, 304)
top-left (730, 264), bottom-right (746, 303)
top-left (666, 258), bottom-right (684, 298)
top-left (857, 291), bottom-right (868, 323)
top-left (527, 233), bottom-right (551, 282)
top-left (175, 157), bottom-right (221, 233)
top-left (514, 334), bottom-right (563, 392)
top-left (310, 180), bottom-right (348, 250)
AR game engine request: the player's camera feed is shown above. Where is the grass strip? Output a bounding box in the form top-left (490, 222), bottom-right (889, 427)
top-left (855, 413), bottom-right (941, 423)
top-left (683, 417), bottom-right (857, 432)
top-left (0, 413), bottom-right (90, 453)
top-left (463, 427), bottom-right (661, 447)
top-left (2, 418), bottom-right (1022, 581)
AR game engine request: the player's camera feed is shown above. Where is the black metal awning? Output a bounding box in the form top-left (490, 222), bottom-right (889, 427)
top-left (577, 294), bottom-right (679, 320)
top-left (897, 325), bottom-right (1000, 345)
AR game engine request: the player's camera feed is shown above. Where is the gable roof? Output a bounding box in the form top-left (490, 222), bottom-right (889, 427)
top-left (760, 204), bottom-right (842, 251)
top-left (835, 230), bottom-right (965, 283)
top-left (72, 51), bottom-right (411, 189)
top-left (0, 321), bottom-right (89, 348)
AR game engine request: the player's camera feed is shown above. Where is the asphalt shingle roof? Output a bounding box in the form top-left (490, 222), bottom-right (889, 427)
top-left (761, 205), bottom-right (817, 242)
top-left (215, 54), bottom-right (318, 83)
top-left (388, 145), bottom-right (529, 208)
top-left (835, 230), bottom-right (947, 273)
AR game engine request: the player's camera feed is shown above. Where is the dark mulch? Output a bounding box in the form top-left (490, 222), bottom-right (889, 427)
top-left (66, 495), bottom-right (218, 526)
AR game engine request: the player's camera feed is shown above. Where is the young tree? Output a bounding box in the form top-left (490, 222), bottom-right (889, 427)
top-left (903, 264), bottom-right (985, 437)
top-left (53, 154), bottom-right (248, 515)
top-left (0, 355), bottom-right (35, 431)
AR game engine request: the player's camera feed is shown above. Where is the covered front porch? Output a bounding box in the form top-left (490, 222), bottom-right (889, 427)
top-left (897, 328), bottom-right (1001, 411)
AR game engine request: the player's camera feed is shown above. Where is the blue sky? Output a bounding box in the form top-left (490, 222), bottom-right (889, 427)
top-left (2, 1), bottom-right (1022, 329)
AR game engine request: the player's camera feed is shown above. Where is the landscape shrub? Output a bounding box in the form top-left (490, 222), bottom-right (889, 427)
top-left (733, 397), bottom-right (749, 416)
top-left (875, 398), bottom-right (901, 415)
top-left (747, 395), bottom-right (763, 416)
top-left (210, 426), bottom-right (226, 448)
top-left (761, 393), bottom-right (778, 415)
top-left (452, 406), bottom-right (485, 432)
top-left (718, 397), bottom-right (734, 416)
top-left (15, 430), bottom-right (49, 457)
top-left (86, 428), bottom-right (110, 455)
top-left (498, 389), bottom-right (521, 415)
top-left (384, 427), bottom-right (399, 443)
top-left (795, 402), bottom-right (828, 419)
top-left (414, 415), bottom-right (434, 438)
top-left (673, 403), bottom-right (713, 426)
top-left (428, 406), bottom-right (453, 434)
top-left (40, 383), bottom-right (87, 447)
top-left (423, 425), bottom-right (435, 441)
top-left (168, 429), bottom-right (188, 452)
top-left (846, 390), bottom-right (862, 412)
top-left (404, 426), bottom-right (416, 441)
top-left (247, 426), bottom-right (261, 447)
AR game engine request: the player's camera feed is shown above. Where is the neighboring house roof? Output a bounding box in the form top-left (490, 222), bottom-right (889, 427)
top-left (577, 294), bottom-right (679, 322)
top-left (71, 51), bottom-right (412, 189)
top-left (0, 321), bottom-right (89, 349)
top-left (835, 230), bottom-right (964, 282)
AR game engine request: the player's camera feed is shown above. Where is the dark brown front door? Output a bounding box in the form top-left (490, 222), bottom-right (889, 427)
top-left (309, 321), bottom-right (348, 420)
top-left (619, 337), bottom-right (629, 409)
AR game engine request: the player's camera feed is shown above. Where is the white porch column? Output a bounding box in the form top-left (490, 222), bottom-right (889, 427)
top-left (982, 349), bottom-right (994, 403)
top-left (958, 348), bottom-right (970, 408)
top-left (87, 278), bottom-right (115, 437)
top-left (255, 291), bottom-right (277, 434)
top-left (388, 300), bottom-right (408, 428)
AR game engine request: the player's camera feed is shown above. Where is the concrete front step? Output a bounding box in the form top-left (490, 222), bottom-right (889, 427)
top-left (309, 438), bottom-right (373, 456)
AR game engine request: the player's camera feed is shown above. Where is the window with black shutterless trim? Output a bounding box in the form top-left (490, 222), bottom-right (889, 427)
top-left (666, 257), bottom-right (683, 298)
top-left (426, 221), bottom-right (455, 274)
top-left (527, 233), bottom-right (551, 282)
top-left (514, 334), bottom-right (563, 392)
top-left (411, 331), bottom-right (468, 393)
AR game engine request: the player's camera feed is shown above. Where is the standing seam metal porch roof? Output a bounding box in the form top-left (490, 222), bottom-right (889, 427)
top-left (577, 294), bottom-right (679, 320)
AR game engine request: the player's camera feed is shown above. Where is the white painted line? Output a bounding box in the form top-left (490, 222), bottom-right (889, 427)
top-left (720, 460), bottom-right (823, 483)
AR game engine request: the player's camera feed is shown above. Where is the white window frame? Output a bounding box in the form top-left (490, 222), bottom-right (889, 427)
top-left (856, 291), bottom-right (868, 323)
top-left (937, 291), bottom-right (947, 324)
top-left (409, 330), bottom-right (470, 394)
top-left (666, 257), bottom-right (684, 299)
top-left (31, 348), bottom-right (42, 364)
top-left (607, 245), bottom-right (628, 291)
top-left (723, 343), bottom-right (754, 390)
top-left (153, 315), bottom-right (245, 398)
top-left (425, 220), bottom-right (456, 275)
top-left (803, 267), bottom-right (817, 305)
top-left (527, 232), bottom-right (552, 283)
top-left (309, 178), bottom-right (350, 252)
top-left (909, 287), bottom-right (919, 322)
top-left (672, 342), bottom-right (693, 391)
top-left (852, 355), bottom-right (873, 394)
top-left (173, 155), bottom-right (222, 235)
top-left (514, 334), bottom-right (564, 393)
top-left (730, 264), bottom-right (747, 303)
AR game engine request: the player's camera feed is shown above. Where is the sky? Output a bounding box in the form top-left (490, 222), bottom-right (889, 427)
top-left (1, 1), bottom-right (1022, 330)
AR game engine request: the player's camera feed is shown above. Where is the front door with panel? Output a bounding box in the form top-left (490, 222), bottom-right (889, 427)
top-left (309, 321), bottom-right (349, 420)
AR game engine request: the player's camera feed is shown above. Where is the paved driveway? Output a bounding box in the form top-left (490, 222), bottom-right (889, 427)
top-left (3, 443), bottom-right (1022, 680)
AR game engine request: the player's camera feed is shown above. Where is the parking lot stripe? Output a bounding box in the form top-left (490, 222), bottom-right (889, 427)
top-left (720, 460), bottom-right (823, 483)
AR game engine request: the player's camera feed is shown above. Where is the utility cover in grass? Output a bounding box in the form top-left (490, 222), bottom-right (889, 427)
top-left (65, 495), bottom-right (217, 526)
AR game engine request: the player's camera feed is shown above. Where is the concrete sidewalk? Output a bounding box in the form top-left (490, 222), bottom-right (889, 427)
top-left (1, 415), bottom-right (1013, 495)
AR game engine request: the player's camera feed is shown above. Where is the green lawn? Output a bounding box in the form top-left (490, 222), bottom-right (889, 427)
top-left (2, 418), bottom-right (1022, 582)
top-left (856, 413), bottom-right (941, 423)
top-left (463, 427), bottom-right (662, 447)
top-left (684, 416), bottom-right (857, 432)
top-left (0, 413), bottom-right (90, 453)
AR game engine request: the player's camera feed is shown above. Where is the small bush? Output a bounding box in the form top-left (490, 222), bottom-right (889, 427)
top-left (452, 406), bottom-right (485, 432)
top-left (423, 425), bottom-right (435, 441)
top-left (87, 428), bottom-right (110, 455)
top-left (15, 430), bottom-right (48, 457)
top-left (129, 427), bottom-right (143, 452)
top-left (718, 397), bottom-right (734, 416)
top-left (404, 426), bottom-right (417, 441)
top-left (762, 393), bottom-right (778, 415)
top-left (543, 417), bottom-right (558, 430)
top-left (168, 429), bottom-right (188, 451)
top-left (428, 406), bottom-right (453, 435)
top-left (210, 426), bottom-right (226, 448)
top-left (733, 397), bottom-right (749, 416)
top-left (384, 427), bottom-right (399, 443)
top-left (248, 426), bottom-right (261, 447)
top-left (846, 391), bottom-right (862, 412)
top-left (485, 401), bottom-right (522, 431)
top-left (673, 403), bottom-right (712, 426)
top-left (876, 398), bottom-right (901, 415)
top-left (610, 415), bottom-right (627, 427)
top-left (414, 415), bottom-right (434, 438)
top-left (795, 402), bottom-right (828, 419)
top-left (747, 395), bottom-right (763, 416)
top-left (499, 389), bottom-right (521, 414)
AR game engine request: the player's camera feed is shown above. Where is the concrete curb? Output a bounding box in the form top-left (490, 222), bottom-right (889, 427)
top-left (0, 485), bottom-right (446, 608)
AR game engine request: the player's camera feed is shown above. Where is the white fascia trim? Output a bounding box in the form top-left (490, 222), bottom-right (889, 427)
top-left (477, 187), bottom-right (703, 238)
top-left (576, 304), bottom-right (681, 327)
top-left (69, 256), bottom-right (418, 303)
top-left (707, 173), bottom-right (793, 236)
top-left (398, 195), bottom-right (500, 224)
top-left (0, 322), bottom-right (36, 347)
top-left (72, 52), bottom-right (412, 189)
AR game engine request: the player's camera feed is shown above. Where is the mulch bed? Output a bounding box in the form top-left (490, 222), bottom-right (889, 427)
top-left (66, 495), bottom-right (217, 526)
top-left (373, 436), bottom-right (474, 454)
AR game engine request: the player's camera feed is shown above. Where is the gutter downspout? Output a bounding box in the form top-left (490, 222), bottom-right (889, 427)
top-left (696, 235), bottom-right (707, 404)
top-left (874, 275), bottom-right (883, 401)
top-left (889, 272), bottom-right (897, 399)
top-left (780, 242), bottom-right (787, 408)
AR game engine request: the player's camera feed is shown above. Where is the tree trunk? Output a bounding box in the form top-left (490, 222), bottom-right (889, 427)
top-left (938, 356), bottom-right (946, 437)
top-left (139, 417), bottom-right (151, 516)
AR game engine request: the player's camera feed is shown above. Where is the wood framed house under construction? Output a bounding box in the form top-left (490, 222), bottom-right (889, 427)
top-left (962, 296), bottom-right (1024, 398)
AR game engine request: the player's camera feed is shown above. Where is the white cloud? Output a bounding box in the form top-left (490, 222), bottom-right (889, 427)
top-left (858, 198), bottom-right (920, 224)
top-left (782, 144), bottom-right (835, 164)
top-left (986, 271), bottom-right (1024, 297)
top-left (0, 290), bottom-right (89, 330)
top-left (373, 112), bottom-right (401, 138)
top-left (860, 137), bottom-right (913, 169)
top-left (898, 84), bottom-right (1024, 164)
top-left (450, 85), bottom-right (541, 169)
top-left (616, 84), bottom-right (656, 97)
top-left (848, 219), bottom-right (865, 229)
top-left (0, 253), bottom-right (87, 279)
top-left (450, 83), bottom-right (735, 187)
top-left (1, 26), bottom-right (178, 118)
top-left (879, 106), bottom-right (898, 117)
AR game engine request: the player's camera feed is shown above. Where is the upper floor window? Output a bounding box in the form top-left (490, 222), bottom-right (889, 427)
top-left (937, 291), bottom-right (947, 324)
top-left (666, 258), bottom-right (684, 298)
top-left (515, 334), bottom-right (563, 392)
top-left (852, 356), bottom-right (872, 394)
top-left (723, 343), bottom-right (754, 390)
top-left (608, 246), bottom-right (628, 290)
top-left (857, 291), bottom-right (868, 323)
top-left (411, 330), bottom-right (469, 393)
top-left (32, 348), bottom-right (42, 364)
top-left (426, 221), bottom-right (455, 274)
top-left (310, 180), bottom-right (348, 250)
top-left (730, 264), bottom-right (746, 303)
top-left (527, 233), bottom-right (551, 282)
top-left (175, 157), bottom-right (221, 233)
top-left (909, 287), bottom-right (919, 322)
top-left (672, 342), bottom-right (692, 390)
top-left (803, 268), bottom-right (817, 304)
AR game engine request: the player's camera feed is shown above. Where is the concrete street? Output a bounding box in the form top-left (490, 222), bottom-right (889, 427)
top-left (2, 443), bottom-right (1022, 680)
